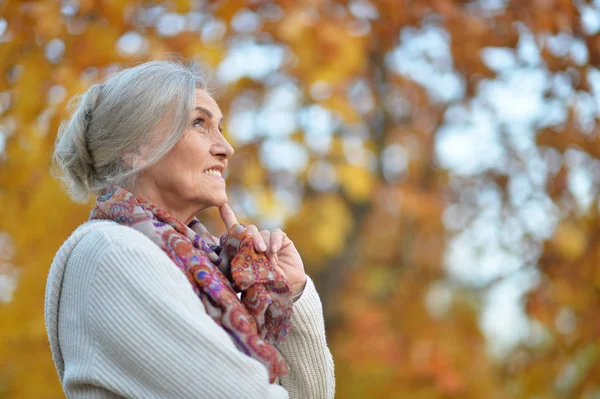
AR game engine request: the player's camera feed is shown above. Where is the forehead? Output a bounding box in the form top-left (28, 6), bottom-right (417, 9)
top-left (194, 89), bottom-right (221, 116)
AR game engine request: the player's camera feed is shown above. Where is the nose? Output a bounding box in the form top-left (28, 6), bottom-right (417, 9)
top-left (210, 135), bottom-right (235, 159)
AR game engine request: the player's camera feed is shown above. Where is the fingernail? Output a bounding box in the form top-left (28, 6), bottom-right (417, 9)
top-left (259, 242), bottom-right (267, 251)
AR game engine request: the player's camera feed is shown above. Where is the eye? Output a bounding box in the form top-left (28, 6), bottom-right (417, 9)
top-left (193, 117), bottom-right (205, 128)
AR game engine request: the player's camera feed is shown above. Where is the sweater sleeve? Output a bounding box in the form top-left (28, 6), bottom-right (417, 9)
top-left (86, 242), bottom-right (289, 399)
top-left (277, 275), bottom-right (336, 399)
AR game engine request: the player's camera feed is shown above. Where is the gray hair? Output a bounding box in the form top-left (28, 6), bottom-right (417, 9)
top-left (52, 59), bottom-right (208, 202)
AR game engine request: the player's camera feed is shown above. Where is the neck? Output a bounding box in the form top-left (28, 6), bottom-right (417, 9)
top-left (131, 183), bottom-right (200, 225)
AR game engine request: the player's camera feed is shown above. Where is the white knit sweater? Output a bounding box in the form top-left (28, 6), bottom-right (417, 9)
top-left (44, 220), bottom-right (335, 398)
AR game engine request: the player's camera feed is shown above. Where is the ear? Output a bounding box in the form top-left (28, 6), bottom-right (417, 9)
top-left (122, 150), bottom-right (147, 169)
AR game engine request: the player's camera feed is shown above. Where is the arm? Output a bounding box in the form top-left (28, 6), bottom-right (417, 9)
top-left (87, 242), bottom-right (289, 399)
top-left (277, 275), bottom-right (336, 399)
top-left (217, 219), bottom-right (335, 398)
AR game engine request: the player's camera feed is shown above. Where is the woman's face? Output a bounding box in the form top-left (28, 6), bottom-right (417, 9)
top-left (134, 89), bottom-right (235, 220)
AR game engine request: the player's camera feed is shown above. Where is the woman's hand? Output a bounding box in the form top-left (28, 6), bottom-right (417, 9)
top-left (219, 204), bottom-right (307, 296)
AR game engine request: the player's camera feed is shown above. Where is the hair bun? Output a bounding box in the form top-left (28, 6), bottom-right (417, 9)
top-left (52, 84), bottom-right (103, 202)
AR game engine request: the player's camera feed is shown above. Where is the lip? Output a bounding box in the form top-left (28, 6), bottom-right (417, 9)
top-left (204, 173), bottom-right (225, 182)
top-left (203, 164), bottom-right (226, 182)
top-left (203, 164), bottom-right (225, 173)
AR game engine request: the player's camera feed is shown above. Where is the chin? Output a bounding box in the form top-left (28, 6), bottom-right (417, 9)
top-left (203, 193), bottom-right (228, 209)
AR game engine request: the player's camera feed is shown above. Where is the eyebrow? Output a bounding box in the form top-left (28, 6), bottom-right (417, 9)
top-left (194, 106), bottom-right (224, 124)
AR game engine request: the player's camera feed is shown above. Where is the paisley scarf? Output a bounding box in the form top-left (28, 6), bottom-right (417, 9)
top-left (89, 185), bottom-right (293, 382)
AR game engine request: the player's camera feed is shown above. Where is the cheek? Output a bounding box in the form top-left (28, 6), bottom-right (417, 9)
top-left (179, 136), bottom-right (211, 185)
top-left (171, 135), bottom-right (198, 164)
top-left (180, 154), bottom-right (205, 189)
top-left (152, 148), bottom-right (194, 189)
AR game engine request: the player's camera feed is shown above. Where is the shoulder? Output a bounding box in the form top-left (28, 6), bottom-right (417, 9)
top-left (65, 220), bottom-right (166, 262)
top-left (59, 220), bottom-right (175, 285)
top-left (74, 220), bottom-right (158, 249)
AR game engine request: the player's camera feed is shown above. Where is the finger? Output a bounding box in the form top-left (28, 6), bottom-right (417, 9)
top-left (282, 232), bottom-right (294, 250)
top-left (260, 230), bottom-right (278, 264)
top-left (259, 230), bottom-right (271, 253)
top-left (219, 204), bottom-right (238, 230)
top-left (268, 252), bottom-right (279, 268)
top-left (281, 231), bottom-right (291, 244)
top-left (247, 224), bottom-right (267, 252)
top-left (270, 229), bottom-right (284, 253)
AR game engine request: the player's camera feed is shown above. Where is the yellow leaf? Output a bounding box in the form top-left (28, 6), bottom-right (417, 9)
top-left (213, 0), bottom-right (247, 24)
top-left (321, 94), bottom-right (359, 123)
top-left (312, 194), bottom-right (353, 257)
top-left (339, 164), bottom-right (375, 202)
top-left (241, 160), bottom-right (265, 186)
top-left (553, 221), bottom-right (587, 261)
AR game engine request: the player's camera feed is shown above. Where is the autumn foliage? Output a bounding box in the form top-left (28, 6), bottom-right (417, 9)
top-left (1, 0), bottom-right (600, 398)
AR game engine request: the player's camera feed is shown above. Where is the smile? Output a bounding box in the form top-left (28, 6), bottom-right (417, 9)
top-left (203, 169), bottom-right (222, 177)
top-left (203, 168), bottom-right (225, 181)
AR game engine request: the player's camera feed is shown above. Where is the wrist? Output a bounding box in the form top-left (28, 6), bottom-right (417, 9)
top-left (292, 276), bottom-right (307, 298)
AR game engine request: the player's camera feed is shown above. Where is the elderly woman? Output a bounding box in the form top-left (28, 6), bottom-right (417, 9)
top-left (44, 60), bottom-right (335, 398)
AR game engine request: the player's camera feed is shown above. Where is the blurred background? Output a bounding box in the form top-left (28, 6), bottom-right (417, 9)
top-left (1, 0), bottom-right (600, 397)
